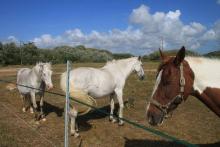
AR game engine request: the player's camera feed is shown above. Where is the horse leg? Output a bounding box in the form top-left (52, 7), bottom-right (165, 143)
top-left (21, 94), bottom-right (26, 112)
top-left (28, 95), bottom-right (34, 113)
top-left (69, 107), bottom-right (79, 138)
top-left (30, 92), bottom-right (40, 121)
top-left (30, 106), bottom-right (34, 114)
top-left (39, 96), bottom-right (45, 121)
top-left (39, 93), bottom-right (46, 121)
top-left (109, 93), bottom-right (117, 123)
top-left (23, 94), bottom-right (34, 113)
top-left (115, 89), bottom-right (124, 126)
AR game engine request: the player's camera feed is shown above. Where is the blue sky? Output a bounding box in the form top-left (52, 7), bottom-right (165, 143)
top-left (0, 0), bottom-right (220, 54)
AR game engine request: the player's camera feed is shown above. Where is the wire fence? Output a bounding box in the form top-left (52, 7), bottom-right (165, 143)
top-left (1, 102), bottom-right (57, 147)
top-left (0, 79), bottom-right (198, 147)
top-left (64, 60), bottom-right (70, 147)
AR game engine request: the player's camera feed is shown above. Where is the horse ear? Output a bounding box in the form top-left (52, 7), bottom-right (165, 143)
top-left (174, 46), bottom-right (185, 66)
top-left (138, 56), bottom-right (141, 61)
top-left (159, 48), bottom-right (167, 62)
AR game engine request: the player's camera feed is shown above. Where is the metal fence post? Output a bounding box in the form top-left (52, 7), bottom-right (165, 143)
top-left (64, 60), bottom-right (70, 147)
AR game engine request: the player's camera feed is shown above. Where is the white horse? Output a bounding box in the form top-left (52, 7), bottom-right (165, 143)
top-left (60, 57), bottom-right (145, 137)
top-left (17, 62), bottom-right (53, 120)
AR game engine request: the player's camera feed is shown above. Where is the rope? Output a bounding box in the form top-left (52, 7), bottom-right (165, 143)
top-left (0, 79), bottom-right (198, 147)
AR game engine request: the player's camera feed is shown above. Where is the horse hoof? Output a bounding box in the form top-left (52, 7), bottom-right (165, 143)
top-left (109, 118), bottom-right (117, 123)
top-left (74, 133), bottom-right (80, 138)
top-left (22, 108), bottom-right (26, 112)
top-left (118, 122), bottom-right (124, 126)
top-left (41, 118), bottom-right (46, 122)
top-left (71, 132), bottom-right (80, 138)
top-left (30, 108), bottom-right (34, 114)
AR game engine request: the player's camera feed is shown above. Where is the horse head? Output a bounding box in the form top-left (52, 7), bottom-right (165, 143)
top-left (133, 56), bottom-right (145, 80)
top-left (146, 46), bottom-right (194, 126)
top-left (38, 62), bottom-right (53, 90)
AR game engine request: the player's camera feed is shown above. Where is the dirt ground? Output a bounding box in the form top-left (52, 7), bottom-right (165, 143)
top-left (0, 62), bottom-right (219, 147)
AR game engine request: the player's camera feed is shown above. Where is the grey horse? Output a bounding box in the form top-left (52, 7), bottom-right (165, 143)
top-left (17, 62), bottom-right (53, 120)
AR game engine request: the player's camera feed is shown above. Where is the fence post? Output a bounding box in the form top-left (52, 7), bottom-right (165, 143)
top-left (64, 60), bottom-right (71, 147)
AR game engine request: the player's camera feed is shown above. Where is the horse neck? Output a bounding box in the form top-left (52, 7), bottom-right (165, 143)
top-left (192, 90), bottom-right (220, 117)
top-left (105, 58), bottom-right (135, 80)
top-left (121, 60), bottom-right (135, 79)
top-left (185, 57), bottom-right (220, 117)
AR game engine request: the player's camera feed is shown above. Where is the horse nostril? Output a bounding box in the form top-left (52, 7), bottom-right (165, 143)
top-left (47, 85), bottom-right (53, 90)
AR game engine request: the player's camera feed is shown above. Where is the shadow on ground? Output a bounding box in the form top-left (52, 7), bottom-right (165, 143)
top-left (38, 101), bottom-right (64, 117)
top-left (76, 103), bottom-right (121, 132)
top-left (124, 138), bottom-right (220, 147)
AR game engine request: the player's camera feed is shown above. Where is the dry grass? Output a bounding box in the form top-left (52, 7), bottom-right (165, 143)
top-left (0, 62), bottom-right (219, 147)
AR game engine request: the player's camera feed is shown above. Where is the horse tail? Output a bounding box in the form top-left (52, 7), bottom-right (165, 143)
top-left (79, 94), bottom-right (97, 116)
top-left (6, 83), bottom-right (17, 91)
top-left (60, 71), bottom-right (97, 115)
top-left (69, 90), bottom-right (97, 116)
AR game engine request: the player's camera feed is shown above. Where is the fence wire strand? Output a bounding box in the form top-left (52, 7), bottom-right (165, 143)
top-left (1, 103), bottom-right (57, 147)
top-left (0, 79), bottom-right (197, 147)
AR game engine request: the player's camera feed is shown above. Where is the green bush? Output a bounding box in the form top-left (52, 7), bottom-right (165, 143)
top-left (0, 42), bottom-right (114, 65)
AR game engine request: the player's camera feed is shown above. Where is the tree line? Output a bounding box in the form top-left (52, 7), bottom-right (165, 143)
top-left (0, 42), bottom-right (115, 65)
top-left (0, 42), bottom-right (139, 66)
top-left (1, 42), bottom-right (207, 66)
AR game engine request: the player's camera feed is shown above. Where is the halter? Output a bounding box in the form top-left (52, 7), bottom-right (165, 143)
top-left (149, 63), bottom-right (185, 116)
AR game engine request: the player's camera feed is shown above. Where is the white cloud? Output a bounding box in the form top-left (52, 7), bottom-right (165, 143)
top-left (2, 36), bottom-right (19, 45)
top-left (213, 21), bottom-right (220, 39)
top-left (6, 4), bottom-right (219, 54)
top-left (217, 0), bottom-right (220, 5)
top-left (7, 36), bottom-right (19, 43)
top-left (33, 34), bottom-right (64, 48)
top-left (201, 29), bottom-right (216, 40)
top-left (129, 5), bottom-right (213, 50)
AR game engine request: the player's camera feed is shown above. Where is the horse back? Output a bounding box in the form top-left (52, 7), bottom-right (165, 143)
top-left (17, 68), bottom-right (33, 94)
top-left (17, 68), bottom-right (32, 83)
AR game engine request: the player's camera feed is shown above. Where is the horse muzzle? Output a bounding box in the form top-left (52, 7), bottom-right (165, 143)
top-left (147, 111), bottom-right (164, 126)
top-left (46, 84), bottom-right (53, 90)
top-left (139, 75), bottom-right (145, 80)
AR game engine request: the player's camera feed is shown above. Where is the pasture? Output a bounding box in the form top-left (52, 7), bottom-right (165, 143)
top-left (0, 62), bottom-right (219, 147)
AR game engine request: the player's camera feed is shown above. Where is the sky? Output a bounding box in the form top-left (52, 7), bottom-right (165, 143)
top-left (0, 0), bottom-right (220, 55)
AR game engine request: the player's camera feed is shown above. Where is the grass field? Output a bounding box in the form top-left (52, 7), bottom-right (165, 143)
top-left (0, 62), bottom-right (219, 147)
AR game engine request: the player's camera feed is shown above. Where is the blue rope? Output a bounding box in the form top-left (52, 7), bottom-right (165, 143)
top-left (0, 79), bottom-right (198, 147)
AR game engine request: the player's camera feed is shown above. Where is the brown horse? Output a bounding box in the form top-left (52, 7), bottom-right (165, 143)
top-left (146, 46), bottom-right (220, 126)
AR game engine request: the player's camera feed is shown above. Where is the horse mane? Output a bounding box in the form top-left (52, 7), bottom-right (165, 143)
top-left (157, 56), bottom-right (220, 71)
top-left (35, 62), bottom-right (52, 70)
top-left (185, 56), bottom-right (220, 64)
top-left (104, 59), bottom-right (116, 67)
top-left (103, 57), bottom-right (138, 69)
top-left (32, 62), bottom-right (52, 75)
